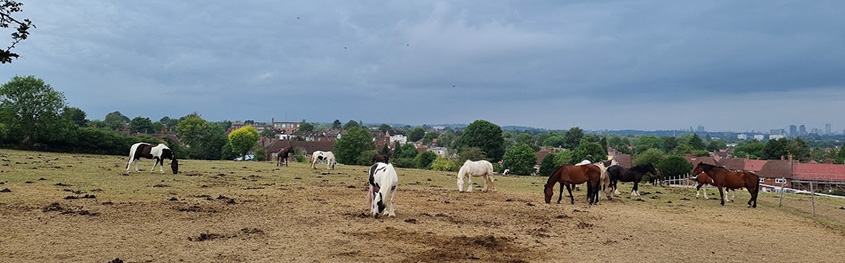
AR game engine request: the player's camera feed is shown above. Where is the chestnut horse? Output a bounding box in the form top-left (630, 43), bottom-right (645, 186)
top-left (276, 147), bottom-right (293, 167)
top-left (691, 163), bottom-right (759, 207)
top-left (544, 164), bottom-right (601, 205)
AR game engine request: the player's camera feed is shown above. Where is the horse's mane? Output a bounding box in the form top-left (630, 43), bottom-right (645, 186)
top-left (545, 165), bottom-right (571, 187)
top-left (698, 163), bottom-right (725, 172)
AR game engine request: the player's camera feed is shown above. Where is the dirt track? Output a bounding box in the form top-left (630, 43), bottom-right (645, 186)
top-left (0, 150), bottom-right (843, 262)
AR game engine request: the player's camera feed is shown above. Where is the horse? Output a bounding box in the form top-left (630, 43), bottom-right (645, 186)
top-left (691, 163), bottom-right (760, 207)
top-left (372, 154), bottom-right (389, 164)
top-left (544, 164), bottom-right (601, 205)
top-left (125, 143), bottom-right (178, 174)
top-left (607, 163), bottom-right (662, 196)
top-left (276, 147), bottom-right (293, 167)
top-left (688, 172), bottom-right (717, 200)
top-left (368, 162), bottom-right (398, 218)
top-left (595, 160), bottom-right (614, 201)
top-left (310, 151), bottom-right (336, 169)
top-left (457, 160), bottom-right (496, 192)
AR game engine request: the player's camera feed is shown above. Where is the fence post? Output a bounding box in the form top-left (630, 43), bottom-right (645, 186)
top-left (810, 181), bottom-right (815, 217)
top-left (778, 179), bottom-right (785, 207)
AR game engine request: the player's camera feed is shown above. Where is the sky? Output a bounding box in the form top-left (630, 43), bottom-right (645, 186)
top-left (2, 0), bottom-right (844, 132)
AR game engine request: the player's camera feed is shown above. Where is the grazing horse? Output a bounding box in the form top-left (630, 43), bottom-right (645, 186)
top-left (371, 154), bottom-right (389, 164)
top-left (125, 143), bottom-right (179, 174)
top-left (607, 163), bottom-right (662, 196)
top-left (457, 160), bottom-right (496, 192)
top-left (276, 147), bottom-right (293, 167)
top-left (544, 164), bottom-right (601, 205)
top-left (368, 162), bottom-right (398, 218)
top-left (691, 163), bottom-right (760, 207)
top-left (310, 151), bottom-right (336, 169)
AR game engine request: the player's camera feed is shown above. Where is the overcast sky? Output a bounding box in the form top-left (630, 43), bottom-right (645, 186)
top-left (2, 0), bottom-right (844, 132)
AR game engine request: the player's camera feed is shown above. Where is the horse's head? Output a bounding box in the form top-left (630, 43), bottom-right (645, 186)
top-left (648, 164), bottom-right (662, 179)
top-left (690, 163), bottom-right (706, 177)
top-left (543, 183), bottom-right (554, 203)
top-left (171, 158), bottom-right (179, 174)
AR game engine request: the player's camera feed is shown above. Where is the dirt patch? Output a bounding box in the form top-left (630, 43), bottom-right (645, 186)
top-left (188, 232), bottom-right (229, 242)
top-left (176, 205), bottom-right (217, 213)
top-left (108, 258), bottom-right (124, 263)
top-left (0, 188), bottom-right (10, 193)
top-left (353, 228), bottom-right (527, 263)
top-left (41, 202), bottom-right (100, 216)
top-left (55, 183), bottom-right (72, 187)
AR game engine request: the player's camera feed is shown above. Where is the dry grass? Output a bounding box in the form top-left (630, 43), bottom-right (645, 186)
top-left (0, 149), bottom-right (843, 262)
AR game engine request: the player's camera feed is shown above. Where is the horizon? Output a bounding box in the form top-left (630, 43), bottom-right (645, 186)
top-left (2, 1), bottom-right (844, 132)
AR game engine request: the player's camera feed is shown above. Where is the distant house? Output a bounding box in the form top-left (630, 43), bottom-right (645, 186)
top-left (792, 163), bottom-right (845, 191)
top-left (758, 160), bottom-right (793, 188)
top-left (428, 146), bottom-right (449, 158)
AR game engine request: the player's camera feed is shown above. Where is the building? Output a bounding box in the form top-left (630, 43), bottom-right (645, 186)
top-left (270, 118), bottom-right (300, 134)
top-left (769, 134), bottom-right (785, 140)
top-left (799, 125), bottom-right (806, 136)
top-left (428, 146), bottom-right (450, 158)
top-left (753, 134), bottom-right (765, 141)
top-left (737, 134), bottom-right (748, 140)
top-left (825, 123), bottom-right (832, 135)
top-left (789, 125), bottom-right (797, 137)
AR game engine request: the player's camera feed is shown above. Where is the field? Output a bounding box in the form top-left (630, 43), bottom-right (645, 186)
top-left (1, 149), bottom-right (844, 263)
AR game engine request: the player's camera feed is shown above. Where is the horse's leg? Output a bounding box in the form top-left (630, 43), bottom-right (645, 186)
top-left (150, 158), bottom-right (158, 173)
top-left (125, 157), bottom-right (133, 173)
top-left (718, 187), bottom-right (725, 206)
top-left (482, 174), bottom-right (488, 192)
top-left (134, 159), bottom-right (141, 172)
top-left (457, 174), bottom-right (464, 192)
top-left (566, 183), bottom-right (575, 204)
top-left (388, 186), bottom-right (396, 217)
top-left (696, 184), bottom-right (701, 199)
top-left (730, 189), bottom-right (736, 202)
top-left (158, 158), bottom-right (165, 174)
top-left (557, 183), bottom-right (564, 204)
top-left (589, 181), bottom-right (597, 205)
top-left (489, 174), bottom-right (496, 192)
top-left (631, 182), bottom-right (638, 196)
top-left (466, 174), bottom-right (473, 192)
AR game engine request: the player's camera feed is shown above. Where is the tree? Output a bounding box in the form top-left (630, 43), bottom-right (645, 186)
top-left (688, 134), bottom-right (705, 150)
top-left (554, 149), bottom-right (574, 166)
top-left (61, 107), bottom-right (87, 127)
top-left (563, 127), bottom-right (584, 149)
top-left (260, 129), bottom-right (275, 139)
top-left (430, 157), bottom-right (456, 171)
top-left (658, 155), bottom-right (693, 178)
top-left (332, 119), bottom-right (342, 130)
top-left (422, 131), bottom-right (438, 145)
top-left (104, 111), bottom-right (129, 131)
top-left (734, 142), bottom-right (765, 159)
top-left (1, 1), bottom-right (34, 64)
top-left (573, 142), bottom-right (606, 163)
top-left (414, 151), bottom-right (438, 169)
top-left (408, 127), bottom-right (425, 142)
top-left (356, 150), bottom-right (378, 166)
top-left (634, 148), bottom-right (666, 166)
top-left (706, 140), bottom-right (726, 152)
top-left (635, 136), bottom-right (662, 154)
top-left (378, 124), bottom-right (391, 133)
top-left (379, 142), bottom-right (391, 155)
top-left (150, 121), bottom-right (164, 133)
top-left (516, 133), bottom-right (539, 151)
top-left (160, 116), bottom-right (179, 131)
top-left (763, 138), bottom-right (788, 160)
top-left (542, 135), bottom-right (565, 147)
top-left (333, 126), bottom-right (374, 165)
top-left (501, 143), bottom-right (536, 175)
top-left (458, 147), bottom-right (486, 164)
top-left (0, 75), bottom-right (66, 144)
top-left (437, 130), bottom-right (455, 147)
top-left (176, 116), bottom-right (211, 148)
top-left (455, 120), bottom-right (505, 161)
top-left (395, 143), bottom-right (419, 159)
top-left (299, 119), bottom-right (314, 132)
top-left (608, 136), bottom-right (632, 154)
top-left (129, 117), bottom-right (153, 133)
top-left (343, 120), bottom-right (359, 130)
top-left (661, 137), bottom-right (678, 153)
top-left (228, 125), bottom-right (259, 159)
top-left (836, 144), bottom-right (845, 164)
top-left (538, 153), bottom-right (558, 177)
top-left (243, 120), bottom-right (255, 126)
top-left (786, 138), bottom-right (810, 162)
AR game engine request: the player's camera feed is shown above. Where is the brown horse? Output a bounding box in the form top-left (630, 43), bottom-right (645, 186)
top-left (688, 172), bottom-right (715, 199)
top-left (691, 163), bottom-right (759, 207)
top-left (276, 147), bottom-right (293, 167)
top-left (544, 164), bottom-right (601, 205)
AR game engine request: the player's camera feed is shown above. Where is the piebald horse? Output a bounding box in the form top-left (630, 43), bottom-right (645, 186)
top-left (691, 163), bottom-right (760, 207)
top-left (544, 164), bottom-right (601, 205)
top-left (457, 160), bottom-right (496, 192)
top-left (310, 151), bottom-right (336, 169)
top-left (368, 162), bottom-right (398, 218)
top-left (125, 143), bottom-right (179, 174)
top-left (607, 163), bottom-right (662, 196)
top-left (276, 147), bottom-right (293, 167)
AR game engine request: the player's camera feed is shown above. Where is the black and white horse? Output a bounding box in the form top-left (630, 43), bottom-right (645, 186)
top-left (310, 151), bottom-right (336, 169)
top-left (126, 143), bottom-right (179, 174)
top-left (368, 162), bottom-right (398, 218)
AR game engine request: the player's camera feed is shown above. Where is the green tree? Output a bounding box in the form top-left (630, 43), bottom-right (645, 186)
top-left (260, 129), bottom-right (275, 139)
top-left (104, 111), bottom-right (129, 131)
top-left (836, 144), bottom-right (845, 164)
top-left (436, 130), bottom-right (455, 147)
top-left (554, 149), bottom-right (574, 166)
top-left (734, 142), bottom-right (765, 159)
top-left (516, 133), bottom-right (539, 151)
top-left (634, 148), bottom-right (666, 166)
top-left (538, 153), bottom-right (558, 177)
top-left (422, 131), bottom-right (438, 145)
top-left (129, 117), bottom-right (153, 133)
top-left (378, 124), bottom-right (391, 133)
top-left (395, 143), bottom-right (419, 159)
top-left (658, 155), bottom-right (693, 178)
top-left (573, 142), bottom-right (606, 163)
top-left (176, 116), bottom-right (211, 148)
top-left (455, 120), bottom-right (505, 161)
top-left (61, 107), bottom-right (87, 127)
top-left (688, 134), bottom-right (705, 150)
top-left (343, 120), bottom-right (359, 130)
top-left (635, 136), bottom-right (662, 154)
top-left (379, 142), bottom-right (391, 155)
top-left (501, 143), bottom-right (537, 175)
top-left (430, 156), bottom-right (456, 171)
top-left (150, 121), bottom-right (164, 133)
top-left (220, 143), bottom-right (236, 160)
top-left (228, 125), bottom-right (259, 159)
top-left (408, 127), bottom-right (425, 142)
top-left (661, 137), bottom-right (678, 153)
top-left (608, 136), bottom-right (632, 154)
top-left (160, 116), bottom-right (179, 131)
top-left (1, 0), bottom-right (34, 64)
top-left (542, 135), bottom-right (565, 147)
top-left (458, 147), bottom-right (487, 164)
top-left (763, 138), bottom-right (788, 160)
top-left (357, 150), bottom-right (378, 166)
top-left (414, 151), bottom-right (438, 169)
top-left (0, 75), bottom-right (67, 144)
top-left (706, 140), bottom-right (726, 152)
top-left (333, 126), bottom-right (374, 165)
top-left (563, 127), bottom-right (584, 149)
top-left (299, 120), bottom-right (314, 132)
top-left (786, 138), bottom-right (810, 162)
top-left (332, 119), bottom-right (342, 130)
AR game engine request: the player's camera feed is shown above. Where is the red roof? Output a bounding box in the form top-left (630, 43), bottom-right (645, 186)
top-left (744, 160), bottom-right (767, 172)
top-left (793, 163), bottom-right (845, 182)
top-left (536, 150), bottom-right (550, 165)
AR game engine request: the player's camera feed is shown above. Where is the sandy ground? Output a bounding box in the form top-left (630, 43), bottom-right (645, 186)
top-left (0, 150), bottom-right (843, 263)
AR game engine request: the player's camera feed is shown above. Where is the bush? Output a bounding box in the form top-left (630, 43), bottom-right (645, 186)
top-left (334, 127), bottom-right (375, 164)
top-left (414, 151), bottom-right (438, 169)
top-left (458, 147), bottom-right (487, 164)
top-left (501, 143), bottom-right (537, 175)
top-left (392, 158), bottom-right (415, 168)
top-left (492, 162), bottom-right (502, 173)
top-left (253, 147), bottom-right (267, 161)
top-left (357, 150), bottom-right (378, 166)
top-left (658, 155), bottom-right (693, 178)
top-left (538, 153), bottom-right (558, 177)
top-left (430, 157), bottom-right (456, 171)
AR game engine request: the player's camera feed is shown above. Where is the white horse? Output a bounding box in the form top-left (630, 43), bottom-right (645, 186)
top-left (457, 160), bottom-right (496, 192)
top-left (310, 151), bottom-right (336, 169)
top-left (595, 160), bottom-right (614, 200)
top-left (126, 143), bottom-right (178, 174)
top-left (368, 162), bottom-right (398, 218)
